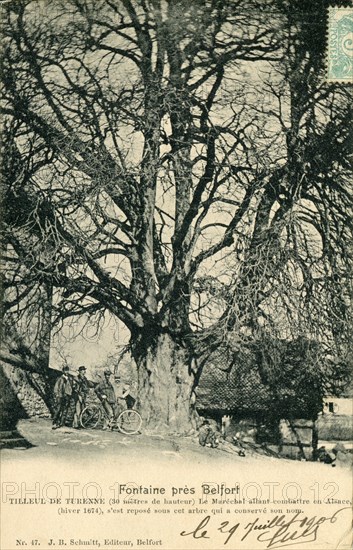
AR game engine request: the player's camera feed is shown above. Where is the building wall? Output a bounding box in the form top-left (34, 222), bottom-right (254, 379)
top-left (322, 397), bottom-right (352, 416)
top-left (318, 397), bottom-right (353, 442)
top-left (223, 417), bottom-right (258, 443)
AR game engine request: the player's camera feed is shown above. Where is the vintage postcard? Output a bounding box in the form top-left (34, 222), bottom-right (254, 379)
top-left (1, 1), bottom-right (352, 550)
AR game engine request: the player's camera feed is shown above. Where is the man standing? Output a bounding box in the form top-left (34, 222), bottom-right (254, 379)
top-left (95, 369), bottom-right (117, 429)
top-left (52, 366), bottom-right (73, 429)
top-left (72, 366), bottom-right (94, 429)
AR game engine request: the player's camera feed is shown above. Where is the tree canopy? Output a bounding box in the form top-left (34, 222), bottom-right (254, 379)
top-left (1, 0), bottom-right (352, 431)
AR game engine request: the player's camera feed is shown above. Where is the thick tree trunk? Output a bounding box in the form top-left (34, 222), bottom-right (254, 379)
top-left (132, 330), bottom-right (198, 435)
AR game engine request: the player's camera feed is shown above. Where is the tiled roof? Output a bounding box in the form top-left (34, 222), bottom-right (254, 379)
top-left (196, 360), bottom-right (271, 413)
top-left (195, 342), bottom-right (322, 418)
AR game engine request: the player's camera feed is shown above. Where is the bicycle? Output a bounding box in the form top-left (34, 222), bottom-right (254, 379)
top-left (80, 402), bottom-right (142, 435)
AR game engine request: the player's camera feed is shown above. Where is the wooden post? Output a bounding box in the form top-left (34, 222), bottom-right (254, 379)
top-left (312, 419), bottom-right (318, 461)
top-left (288, 419), bottom-right (306, 460)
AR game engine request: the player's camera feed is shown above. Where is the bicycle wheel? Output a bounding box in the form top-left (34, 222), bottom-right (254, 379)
top-left (80, 405), bottom-right (102, 429)
top-left (116, 409), bottom-right (142, 435)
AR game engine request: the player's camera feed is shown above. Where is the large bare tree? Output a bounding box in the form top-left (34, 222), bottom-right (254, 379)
top-left (1, 0), bottom-right (352, 432)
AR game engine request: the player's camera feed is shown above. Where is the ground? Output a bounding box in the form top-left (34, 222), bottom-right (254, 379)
top-left (1, 419), bottom-right (352, 550)
top-left (2, 417), bottom-right (352, 466)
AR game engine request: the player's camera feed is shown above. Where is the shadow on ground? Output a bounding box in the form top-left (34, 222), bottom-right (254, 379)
top-left (0, 428), bottom-right (34, 450)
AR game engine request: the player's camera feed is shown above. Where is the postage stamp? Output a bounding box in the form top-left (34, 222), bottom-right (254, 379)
top-left (327, 6), bottom-right (353, 82)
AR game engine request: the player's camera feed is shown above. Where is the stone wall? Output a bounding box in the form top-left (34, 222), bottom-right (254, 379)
top-left (0, 361), bottom-right (59, 429)
top-left (278, 419), bottom-right (314, 460)
top-left (1, 360), bottom-right (102, 430)
top-left (317, 413), bottom-right (353, 441)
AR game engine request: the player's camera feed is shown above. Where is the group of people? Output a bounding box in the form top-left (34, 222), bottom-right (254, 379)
top-left (52, 365), bottom-right (133, 430)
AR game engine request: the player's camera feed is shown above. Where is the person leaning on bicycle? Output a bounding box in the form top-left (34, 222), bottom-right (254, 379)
top-left (94, 369), bottom-right (118, 429)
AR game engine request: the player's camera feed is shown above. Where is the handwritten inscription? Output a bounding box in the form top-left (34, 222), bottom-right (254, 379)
top-left (180, 507), bottom-right (350, 548)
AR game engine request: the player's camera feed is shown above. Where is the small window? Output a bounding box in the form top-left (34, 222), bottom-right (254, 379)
top-left (328, 402), bottom-right (335, 413)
